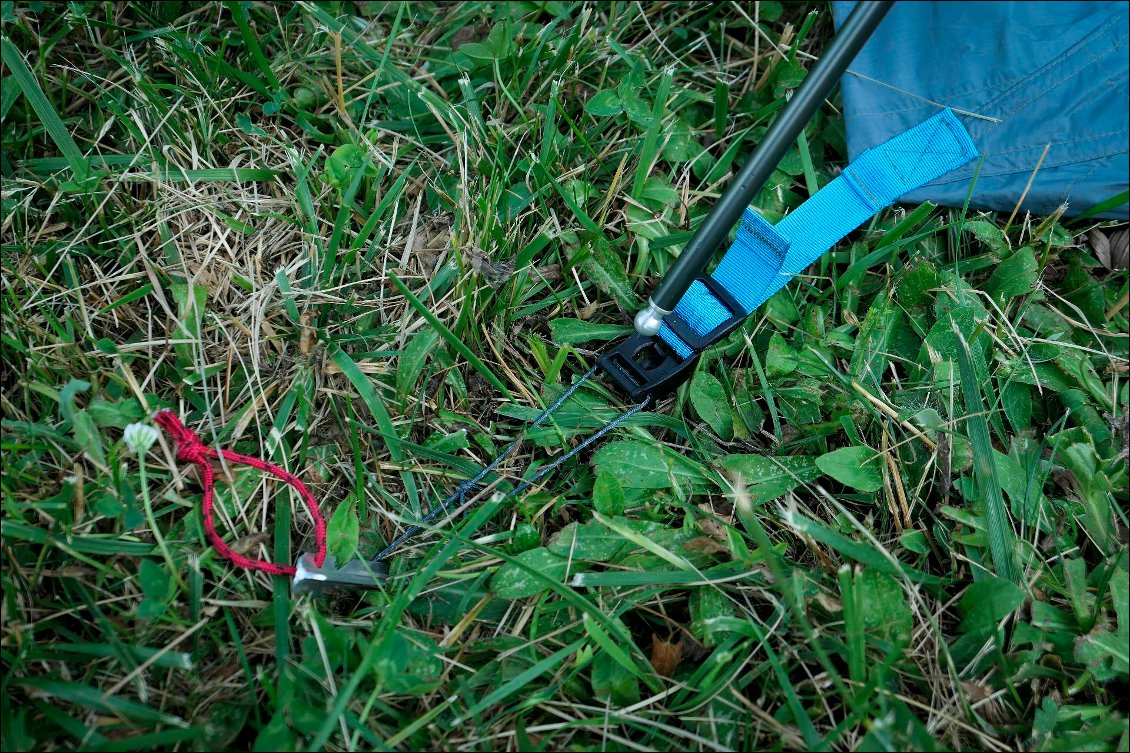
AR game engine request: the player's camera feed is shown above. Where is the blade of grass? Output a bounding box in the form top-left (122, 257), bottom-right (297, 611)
top-left (795, 125), bottom-right (819, 196)
top-left (131, 167), bottom-right (279, 182)
top-left (570, 564), bottom-right (753, 587)
top-left (535, 164), bottom-right (601, 234)
top-left (329, 344), bottom-right (420, 515)
top-left (780, 509), bottom-right (947, 587)
top-left (453, 639), bottom-right (586, 725)
top-left (582, 612), bottom-right (652, 684)
top-left (835, 202), bottom-right (936, 291)
top-left (0, 520), bottom-right (154, 556)
top-left (1, 37), bottom-right (88, 180)
top-left (84, 727), bottom-right (206, 752)
top-left (592, 511), bottom-right (693, 571)
top-left (388, 271), bottom-right (512, 400)
top-left (837, 566), bottom-right (866, 684)
top-left (631, 66), bottom-right (674, 199)
top-left (1070, 189), bottom-right (1129, 223)
top-left (15, 679), bottom-right (185, 727)
top-left (32, 643), bottom-right (193, 671)
top-left (747, 337), bottom-right (783, 442)
top-left (225, 0), bottom-right (280, 91)
top-left (324, 151), bottom-right (373, 286)
top-left (20, 156), bottom-right (280, 182)
top-left (1, 74), bottom-right (22, 120)
top-left (952, 322), bottom-right (1019, 583)
top-left (272, 482), bottom-right (292, 699)
top-left (29, 701), bottom-right (108, 747)
top-left (713, 77), bottom-right (728, 138)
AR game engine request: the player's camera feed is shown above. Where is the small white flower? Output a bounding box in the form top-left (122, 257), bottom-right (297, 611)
top-left (123, 422), bottom-right (159, 454)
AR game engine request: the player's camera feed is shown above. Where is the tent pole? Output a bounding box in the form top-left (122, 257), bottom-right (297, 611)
top-left (634, 0), bottom-right (894, 336)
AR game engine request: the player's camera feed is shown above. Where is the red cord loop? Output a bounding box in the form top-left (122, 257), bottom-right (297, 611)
top-left (154, 410), bottom-right (326, 576)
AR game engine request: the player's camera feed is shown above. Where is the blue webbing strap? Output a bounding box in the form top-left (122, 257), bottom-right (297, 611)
top-left (658, 108), bottom-right (978, 359)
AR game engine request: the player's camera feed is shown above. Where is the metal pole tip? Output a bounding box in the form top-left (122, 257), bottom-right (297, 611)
top-left (633, 299), bottom-right (671, 337)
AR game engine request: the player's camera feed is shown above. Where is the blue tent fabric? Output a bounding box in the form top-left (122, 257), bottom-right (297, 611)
top-left (831, 1), bottom-right (1129, 219)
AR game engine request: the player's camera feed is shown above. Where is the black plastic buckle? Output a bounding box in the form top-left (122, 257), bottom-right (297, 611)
top-left (597, 276), bottom-right (747, 403)
top-left (597, 333), bottom-right (700, 404)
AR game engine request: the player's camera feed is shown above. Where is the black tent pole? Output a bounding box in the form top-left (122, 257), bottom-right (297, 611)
top-left (634, 0), bottom-right (894, 336)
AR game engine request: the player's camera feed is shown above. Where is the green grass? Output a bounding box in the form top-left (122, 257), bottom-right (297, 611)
top-left (2, 2), bottom-right (1128, 751)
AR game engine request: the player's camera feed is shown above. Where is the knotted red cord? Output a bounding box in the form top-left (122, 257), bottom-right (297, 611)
top-left (154, 410), bottom-right (326, 576)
